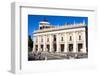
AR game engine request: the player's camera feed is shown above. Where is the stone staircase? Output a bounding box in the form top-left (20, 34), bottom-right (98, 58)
top-left (28, 51), bottom-right (88, 61)
top-left (41, 52), bottom-right (88, 60)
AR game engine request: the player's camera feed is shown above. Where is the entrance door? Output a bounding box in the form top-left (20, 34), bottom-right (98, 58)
top-left (78, 43), bottom-right (83, 52)
top-left (35, 45), bottom-right (38, 51)
top-left (47, 45), bottom-right (50, 52)
top-left (61, 44), bottom-right (64, 52)
top-left (53, 44), bottom-right (56, 52)
top-left (68, 44), bottom-right (73, 52)
top-left (41, 45), bottom-right (43, 51)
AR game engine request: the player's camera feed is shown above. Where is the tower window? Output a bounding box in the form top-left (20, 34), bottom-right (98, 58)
top-left (40, 27), bottom-right (42, 29)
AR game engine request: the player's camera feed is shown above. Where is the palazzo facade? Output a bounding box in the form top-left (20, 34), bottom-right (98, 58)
top-left (32, 20), bottom-right (87, 54)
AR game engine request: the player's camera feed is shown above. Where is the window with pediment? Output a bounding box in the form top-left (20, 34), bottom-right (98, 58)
top-left (79, 35), bottom-right (81, 40)
top-left (69, 36), bottom-right (72, 41)
top-left (61, 37), bottom-right (64, 41)
top-left (47, 38), bottom-right (49, 42)
top-left (41, 37), bottom-right (43, 42)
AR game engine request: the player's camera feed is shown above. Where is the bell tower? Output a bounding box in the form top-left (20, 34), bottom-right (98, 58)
top-left (39, 19), bottom-right (50, 29)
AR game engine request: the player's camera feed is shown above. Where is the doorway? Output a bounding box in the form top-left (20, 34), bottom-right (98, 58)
top-left (53, 44), bottom-right (56, 52)
top-left (47, 44), bottom-right (50, 52)
top-left (35, 45), bottom-right (38, 51)
top-left (61, 44), bottom-right (64, 52)
top-left (78, 43), bottom-right (83, 52)
top-left (68, 44), bottom-right (73, 52)
top-left (41, 45), bottom-right (43, 51)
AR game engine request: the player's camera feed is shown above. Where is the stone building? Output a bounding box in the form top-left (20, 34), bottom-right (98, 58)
top-left (32, 20), bottom-right (87, 55)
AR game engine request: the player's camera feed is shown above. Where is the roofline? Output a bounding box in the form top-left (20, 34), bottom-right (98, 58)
top-left (33, 25), bottom-right (86, 34)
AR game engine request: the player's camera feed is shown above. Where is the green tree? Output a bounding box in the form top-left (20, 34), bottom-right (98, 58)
top-left (28, 35), bottom-right (33, 52)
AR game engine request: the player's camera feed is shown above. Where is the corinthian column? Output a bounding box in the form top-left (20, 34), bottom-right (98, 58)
top-left (32, 36), bottom-right (35, 52)
top-left (38, 36), bottom-right (40, 52)
top-left (82, 31), bottom-right (87, 53)
top-left (73, 32), bottom-right (77, 53)
top-left (64, 33), bottom-right (67, 52)
top-left (50, 34), bottom-right (53, 52)
top-left (56, 33), bottom-right (60, 52)
top-left (43, 35), bottom-right (46, 52)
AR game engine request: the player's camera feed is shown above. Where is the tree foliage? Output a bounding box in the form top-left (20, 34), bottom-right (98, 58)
top-left (28, 35), bottom-right (33, 52)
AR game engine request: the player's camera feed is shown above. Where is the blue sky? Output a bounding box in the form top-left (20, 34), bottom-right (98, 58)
top-left (28, 15), bottom-right (88, 38)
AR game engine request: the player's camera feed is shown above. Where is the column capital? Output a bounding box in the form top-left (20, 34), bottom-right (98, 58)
top-left (50, 34), bottom-right (53, 52)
